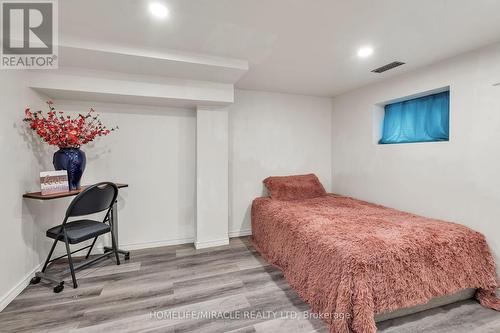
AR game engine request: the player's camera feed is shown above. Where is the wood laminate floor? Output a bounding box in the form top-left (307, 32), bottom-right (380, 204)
top-left (2, 237), bottom-right (500, 333)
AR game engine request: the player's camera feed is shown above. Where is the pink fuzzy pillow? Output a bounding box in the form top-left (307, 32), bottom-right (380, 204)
top-left (263, 174), bottom-right (327, 200)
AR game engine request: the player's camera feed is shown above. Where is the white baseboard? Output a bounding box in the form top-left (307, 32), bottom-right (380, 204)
top-left (119, 237), bottom-right (195, 251)
top-left (195, 238), bottom-right (230, 249)
top-left (54, 237), bottom-right (197, 257)
top-left (229, 228), bottom-right (252, 238)
top-left (0, 263), bottom-right (42, 312)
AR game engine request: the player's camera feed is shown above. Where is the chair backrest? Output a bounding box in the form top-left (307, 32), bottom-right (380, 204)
top-left (65, 182), bottom-right (118, 218)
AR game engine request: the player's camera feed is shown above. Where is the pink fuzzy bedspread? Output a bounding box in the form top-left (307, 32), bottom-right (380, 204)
top-left (251, 194), bottom-right (500, 333)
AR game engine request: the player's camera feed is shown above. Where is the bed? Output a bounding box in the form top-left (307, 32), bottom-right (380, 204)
top-left (251, 174), bottom-right (500, 333)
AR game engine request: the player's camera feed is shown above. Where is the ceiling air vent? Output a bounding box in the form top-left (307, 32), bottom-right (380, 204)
top-left (371, 61), bottom-right (405, 73)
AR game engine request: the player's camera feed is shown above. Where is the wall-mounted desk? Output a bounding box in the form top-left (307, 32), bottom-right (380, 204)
top-left (23, 183), bottom-right (130, 260)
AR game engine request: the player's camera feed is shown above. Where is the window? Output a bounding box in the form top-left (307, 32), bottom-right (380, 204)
top-left (379, 91), bottom-right (450, 144)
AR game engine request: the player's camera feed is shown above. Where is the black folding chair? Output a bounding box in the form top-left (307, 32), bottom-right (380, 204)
top-left (30, 182), bottom-right (120, 293)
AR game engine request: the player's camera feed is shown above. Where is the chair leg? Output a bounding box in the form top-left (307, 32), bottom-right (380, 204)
top-left (110, 231), bottom-right (120, 266)
top-left (42, 239), bottom-right (58, 272)
top-left (63, 234), bottom-right (78, 289)
top-left (86, 237), bottom-right (98, 259)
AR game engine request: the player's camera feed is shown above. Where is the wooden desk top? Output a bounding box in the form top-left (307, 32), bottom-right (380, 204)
top-left (23, 183), bottom-right (128, 200)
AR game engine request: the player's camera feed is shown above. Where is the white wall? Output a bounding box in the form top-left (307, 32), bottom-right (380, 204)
top-left (0, 71), bottom-right (51, 310)
top-left (331, 42), bottom-right (500, 264)
top-left (55, 101), bottom-right (197, 249)
top-left (229, 90), bottom-right (332, 236)
top-left (196, 106), bottom-right (229, 248)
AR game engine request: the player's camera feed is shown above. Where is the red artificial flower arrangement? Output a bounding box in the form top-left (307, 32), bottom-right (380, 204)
top-left (23, 101), bottom-right (117, 148)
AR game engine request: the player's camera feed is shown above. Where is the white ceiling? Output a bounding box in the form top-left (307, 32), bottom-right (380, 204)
top-left (59, 0), bottom-right (500, 97)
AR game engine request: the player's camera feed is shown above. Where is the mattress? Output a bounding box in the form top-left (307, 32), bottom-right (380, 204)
top-left (251, 194), bottom-right (500, 333)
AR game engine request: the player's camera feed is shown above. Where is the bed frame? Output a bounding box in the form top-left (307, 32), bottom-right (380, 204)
top-left (375, 288), bottom-right (475, 322)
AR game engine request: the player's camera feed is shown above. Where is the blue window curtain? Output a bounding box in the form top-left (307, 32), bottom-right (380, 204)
top-left (379, 91), bottom-right (450, 144)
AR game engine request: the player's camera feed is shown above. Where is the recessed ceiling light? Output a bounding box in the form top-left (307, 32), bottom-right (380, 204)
top-left (149, 2), bottom-right (169, 19)
top-left (357, 46), bottom-right (374, 58)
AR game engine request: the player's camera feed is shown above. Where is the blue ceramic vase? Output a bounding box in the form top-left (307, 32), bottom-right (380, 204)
top-left (53, 148), bottom-right (86, 190)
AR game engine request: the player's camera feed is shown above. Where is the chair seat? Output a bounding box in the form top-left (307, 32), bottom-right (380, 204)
top-left (46, 220), bottom-right (111, 244)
